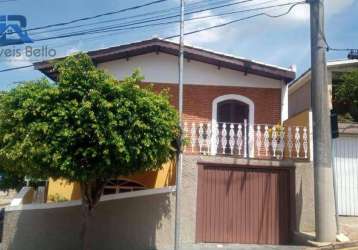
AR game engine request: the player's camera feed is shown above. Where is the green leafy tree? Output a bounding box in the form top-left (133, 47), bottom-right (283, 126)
top-left (334, 69), bottom-right (358, 122)
top-left (0, 169), bottom-right (25, 192)
top-left (0, 53), bottom-right (179, 249)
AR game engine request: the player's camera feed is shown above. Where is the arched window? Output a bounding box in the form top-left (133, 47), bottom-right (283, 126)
top-left (212, 94), bottom-right (254, 125)
top-left (103, 178), bottom-right (146, 195)
top-left (217, 100), bottom-right (249, 124)
top-left (211, 94), bottom-right (255, 155)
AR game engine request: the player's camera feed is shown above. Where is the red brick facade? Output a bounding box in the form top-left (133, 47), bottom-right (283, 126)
top-left (147, 83), bottom-right (282, 125)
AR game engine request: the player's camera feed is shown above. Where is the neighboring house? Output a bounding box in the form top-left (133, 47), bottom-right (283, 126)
top-left (288, 59), bottom-right (358, 217)
top-left (33, 38), bottom-right (315, 246)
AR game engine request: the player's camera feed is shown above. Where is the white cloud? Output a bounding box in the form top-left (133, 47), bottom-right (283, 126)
top-left (66, 47), bottom-right (80, 55)
top-left (278, 0), bottom-right (355, 21)
top-left (168, 0), bottom-right (355, 72)
top-left (184, 10), bottom-right (229, 44)
top-left (326, 0), bottom-right (355, 15)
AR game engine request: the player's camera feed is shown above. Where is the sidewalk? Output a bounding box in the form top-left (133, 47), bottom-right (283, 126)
top-left (180, 243), bottom-right (312, 250)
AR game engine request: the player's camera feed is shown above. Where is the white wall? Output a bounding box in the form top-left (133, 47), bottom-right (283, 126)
top-left (333, 136), bottom-right (358, 216)
top-left (281, 82), bottom-right (289, 122)
top-left (98, 52), bottom-right (282, 89)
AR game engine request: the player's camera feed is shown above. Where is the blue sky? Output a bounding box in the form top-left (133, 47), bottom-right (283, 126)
top-left (0, 0), bottom-right (357, 90)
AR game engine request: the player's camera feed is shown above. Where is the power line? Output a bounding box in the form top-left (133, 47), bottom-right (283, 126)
top-left (1, 0), bottom-right (287, 45)
top-left (0, 1), bottom-right (293, 64)
top-left (29, 0), bottom-right (254, 38)
top-left (3, 0), bottom-right (248, 37)
top-left (188, 1), bottom-right (301, 21)
top-left (1, 0), bottom-right (169, 36)
top-left (0, 1), bottom-right (299, 59)
top-left (0, 1), bottom-right (305, 73)
top-left (319, 29), bottom-right (358, 52)
top-left (0, 65), bottom-right (33, 72)
top-left (29, 0), bottom-right (240, 36)
top-left (27, 1), bottom-right (299, 44)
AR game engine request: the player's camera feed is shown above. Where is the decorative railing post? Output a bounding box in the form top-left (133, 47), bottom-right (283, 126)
top-left (264, 125), bottom-right (270, 157)
top-left (287, 126), bottom-right (293, 158)
top-left (237, 123), bottom-right (243, 156)
top-left (303, 127), bottom-right (308, 159)
top-left (210, 121), bottom-right (219, 155)
top-left (221, 123), bottom-right (227, 154)
top-left (278, 128), bottom-right (285, 159)
top-left (229, 124), bottom-right (235, 155)
top-left (191, 122), bottom-right (196, 153)
top-left (244, 120), bottom-right (248, 158)
top-left (198, 123), bottom-right (204, 153)
top-left (205, 123), bottom-right (211, 154)
top-left (248, 124), bottom-right (255, 158)
top-left (272, 126), bottom-right (278, 158)
top-left (256, 125), bottom-right (262, 157)
top-left (295, 127), bottom-right (301, 158)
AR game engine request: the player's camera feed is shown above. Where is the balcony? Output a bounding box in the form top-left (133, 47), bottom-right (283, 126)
top-left (183, 120), bottom-right (310, 160)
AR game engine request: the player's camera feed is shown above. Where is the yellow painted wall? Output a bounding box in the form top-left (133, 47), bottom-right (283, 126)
top-left (126, 160), bottom-right (176, 188)
top-left (47, 160), bottom-right (176, 202)
top-left (284, 110), bottom-right (310, 128)
top-left (47, 178), bottom-right (81, 202)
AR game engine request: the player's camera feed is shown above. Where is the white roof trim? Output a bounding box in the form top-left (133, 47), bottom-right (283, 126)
top-left (162, 37), bottom-right (294, 72)
top-left (87, 36), bottom-right (294, 73)
top-left (327, 59), bottom-right (358, 67)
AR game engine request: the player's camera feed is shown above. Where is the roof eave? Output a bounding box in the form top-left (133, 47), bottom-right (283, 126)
top-left (34, 38), bottom-right (295, 82)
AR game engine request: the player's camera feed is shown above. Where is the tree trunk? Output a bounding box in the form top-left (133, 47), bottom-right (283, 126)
top-left (80, 179), bottom-right (107, 250)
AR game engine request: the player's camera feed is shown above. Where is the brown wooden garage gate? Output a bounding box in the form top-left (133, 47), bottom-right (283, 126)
top-left (196, 164), bottom-right (293, 245)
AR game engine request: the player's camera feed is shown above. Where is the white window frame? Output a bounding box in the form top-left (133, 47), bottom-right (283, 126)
top-left (211, 94), bottom-right (255, 126)
top-left (211, 94), bottom-right (255, 156)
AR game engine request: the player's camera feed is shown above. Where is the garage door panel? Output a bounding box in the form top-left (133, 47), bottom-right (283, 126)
top-left (196, 165), bottom-right (291, 245)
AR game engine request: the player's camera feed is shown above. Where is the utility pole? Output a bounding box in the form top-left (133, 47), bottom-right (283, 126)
top-left (174, 0), bottom-right (184, 249)
top-left (309, 0), bottom-right (337, 242)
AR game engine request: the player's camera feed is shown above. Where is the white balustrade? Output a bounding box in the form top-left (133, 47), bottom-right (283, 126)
top-left (278, 128), bottom-right (285, 159)
top-left (287, 127), bottom-right (293, 158)
top-left (244, 120), bottom-right (248, 158)
top-left (183, 122), bottom-right (188, 152)
top-left (264, 125), bottom-right (270, 157)
top-left (237, 124), bottom-right (243, 156)
top-left (191, 122), bottom-right (196, 153)
top-left (248, 124), bottom-right (255, 158)
top-left (303, 127), bottom-right (308, 159)
top-left (198, 123), bottom-right (204, 153)
top-left (185, 121), bottom-right (309, 160)
top-left (229, 124), bottom-right (235, 155)
top-left (295, 127), bottom-right (301, 158)
top-left (205, 123), bottom-right (211, 154)
top-left (272, 126), bottom-right (278, 158)
top-left (221, 123), bottom-right (227, 154)
top-left (256, 125), bottom-right (262, 157)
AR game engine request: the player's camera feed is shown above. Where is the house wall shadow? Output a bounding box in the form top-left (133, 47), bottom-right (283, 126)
top-left (2, 191), bottom-right (174, 250)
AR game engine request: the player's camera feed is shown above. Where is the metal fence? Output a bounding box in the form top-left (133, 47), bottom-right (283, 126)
top-left (333, 135), bottom-right (358, 216)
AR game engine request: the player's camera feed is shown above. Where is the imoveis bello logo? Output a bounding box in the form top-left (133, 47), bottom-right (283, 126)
top-left (0, 15), bottom-right (56, 58)
top-left (0, 15), bottom-right (33, 46)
